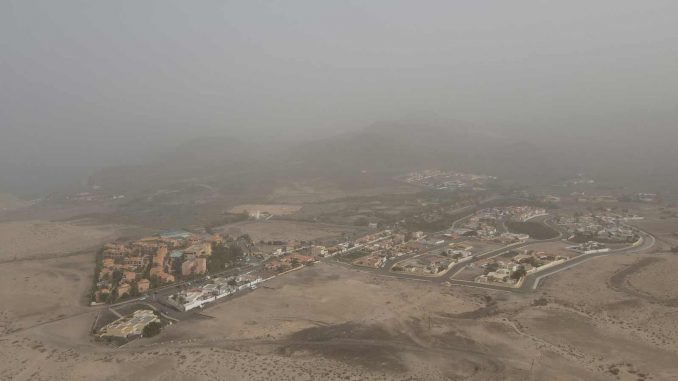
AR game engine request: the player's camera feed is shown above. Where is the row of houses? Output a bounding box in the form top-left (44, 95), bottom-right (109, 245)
top-left (167, 274), bottom-right (264, 312)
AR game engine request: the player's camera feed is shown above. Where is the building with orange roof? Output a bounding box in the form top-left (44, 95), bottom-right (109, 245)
top-left (265, 259), bottom-right (284, 271)
top-left (99, 267), bottom-right (112, 280)
top-left (150, 267), bottom-right (175, 283)
top-left (283, 252), bottom-right (314, 264)
top-left (183, 242), bottom-right (212, 258)
top-left (102, 244), bottom-right (130, 257)
top-left (137, 278), bottom-right (150, 293)
top-left (153, 246), bottom-right (168, 267)
top-left (123, 271), bottom-right (136, 283)
top-left (116, 283), bottom-right (131, 298)
top-left (181, 257), bottom-right (207, 276)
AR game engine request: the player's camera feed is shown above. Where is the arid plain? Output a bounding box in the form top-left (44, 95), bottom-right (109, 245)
top-left (1, 211), bottom-right (678, 380)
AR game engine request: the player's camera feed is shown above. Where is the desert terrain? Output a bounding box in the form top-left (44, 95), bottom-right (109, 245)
top-left (267, 179), bottom-right (421, 204)
top-left (229, 204), bottom-right (304, 216)
top-left (218, 220), bottom-right (360, 243)
top-left (0, 219), bottom-right (133, 262)
top-left (2, 240), bottom-right (678, 380)
top-left (0, 194), bottom-right (676, 380)
top-left (0, 193), bottom-right (29, 212)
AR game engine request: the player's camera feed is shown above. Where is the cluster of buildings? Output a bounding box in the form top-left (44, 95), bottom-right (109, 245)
top-left (66, 184), bottom-right (126, 203)
top-left (453, 206), bottom-right (545, 241)
top-left (475, 250), bottom-right (567, 285)
top-left (476, 266), bottom-right (517, 285)
top-left (636, 193), bottom-right (659, 203)
top-left (392, 241), bottom-right (478, 276)
top-left (98, 309), bottom-right (160, 339)
top-left (392, 253), bottom-right (454, 275)
top-left (93, 230), bottom-right (222, 304)
top-left (560, 174), bottom-right (595, 186)
top-left (264, 252), bottom-right (315, 273)
top-left (163, 240), bottom-right (338, 312)
top-left (556, 214), bottom-right (638, 244)
top-left (445, 242), bottom-right (474, 259)
top-left (572, 192), bottom-right (618, 203)
top-left (349, 234), bottom-right (414, 268)
top-left (402, 169), bottom-right (495, 191)
top-left (167, 274), bottom-right (263, 312)
top-left (568, 241), bottom-right (610, 254)
top-left (322, 230), bottom-right (395, 258)
top-left (574, 192), bottom-right (659, 204)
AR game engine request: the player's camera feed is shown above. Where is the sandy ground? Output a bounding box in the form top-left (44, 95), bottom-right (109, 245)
top-left (219, 220), bottom-right (359, 242)
top-left (631, 216), bottom-right (678, 249)
top-left (229, 204), bottom-right (303, 215)
top-left (0, 253), bottom-right (94, 335)
top-left (0, 193), bottom-right (29, 211)
top-left (625, 255), bottom-right (678, 301)
top-left (532, 251), bottom-right (678, 380)
top-left (267, 181), bottom-right (420, 204)
top-left (0, 219), bottom-right (127, 262)
top-left (2, 255), bottom-right (678, 380)
top-left (1, 211), bottom-right (677, 380)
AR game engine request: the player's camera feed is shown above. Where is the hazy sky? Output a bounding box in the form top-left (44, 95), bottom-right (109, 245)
top-left (1, 1), bottom-right (677, 194)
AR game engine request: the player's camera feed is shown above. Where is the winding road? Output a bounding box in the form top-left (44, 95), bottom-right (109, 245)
top-left (328, 213), bottom-right (657, 294)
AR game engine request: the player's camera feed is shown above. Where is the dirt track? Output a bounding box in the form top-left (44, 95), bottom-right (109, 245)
top-left (608, 256), bottom-right (678, 307)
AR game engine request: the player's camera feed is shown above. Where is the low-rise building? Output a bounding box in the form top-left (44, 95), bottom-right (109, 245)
top-left (123, 271), bottom-right (136, 283)
top-left (102, 258), bottom-right (115, 268)
top-left (309, 245), bottom-right (328, 257)
top-left (153, 247), bottom-right (168, 267)
top-left (116, 282), bottom-right (131, 298)
top-left (181, 257), bottom-right (207, 276)
top-left (98, 309), bottom-right (160, 339)
top-left (125, 256), bottom-right (145, 268)
top-left (137, 278), bottom-right (150, 293)
top-left (150, 267), bottom-right (175, 283)
top-left (99, 267), bottom-right (112, 280)
top-left (183, 242), bottom-right (212, 258)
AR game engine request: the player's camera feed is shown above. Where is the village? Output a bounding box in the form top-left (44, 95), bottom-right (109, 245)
top-left (452, 206), bottom-right (547, 242)
top-left (90, 178), bottom-right (653, 344)
top-left (400, 169), bottom-right (496, 192)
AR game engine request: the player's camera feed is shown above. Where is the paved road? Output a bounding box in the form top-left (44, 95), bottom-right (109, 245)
top-left (329, 233), bottom-right (561, 284)
top-left (525, 230), bottom-right (656, 291)
top-left (331, 214), bottom-right (657, 294)
top-left (110, 197), bottom-right (658, 316)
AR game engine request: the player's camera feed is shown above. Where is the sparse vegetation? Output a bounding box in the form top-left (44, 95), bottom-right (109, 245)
top-left (511, 266), bottom-right (526, 280)
top-left (208, 242), bottom-right (245, 273)
top-left (506, 221), bottom-right (559, 240)
top-left (533, 297), bottom-right (548, 306)
top-left (142, 321), bottom-right (162, 338)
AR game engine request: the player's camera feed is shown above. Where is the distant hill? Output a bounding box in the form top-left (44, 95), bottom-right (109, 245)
top-left (274, 120), bottom-right (580, 186)
top-left (86, 136), bottom-right (271, 194)
top-left (84, 120), bottom-right (678, 201)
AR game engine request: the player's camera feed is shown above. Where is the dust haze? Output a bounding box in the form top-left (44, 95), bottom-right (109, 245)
top-left (2, 1), bottom-right (677, 196)
top-left (2, 2), bottom-right (678, 381)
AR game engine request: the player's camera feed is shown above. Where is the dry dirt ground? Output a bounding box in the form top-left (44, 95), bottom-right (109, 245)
top-left (229, 204), bottom-right (303, 215)
top-left (218, 220), bottom-right (359, 242)
top-left (2, 245), bottom-right (678, 380)
top-left (0, 219), bottom-right (129, 262)
top-left (631, 216), bottom-right (678, 250)
top-left (0, 253), bottom-right (94, 335)
top-left (0, 193), bottom-right (29, 212)
top-left (267, 180), bottom-right (420, 204)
